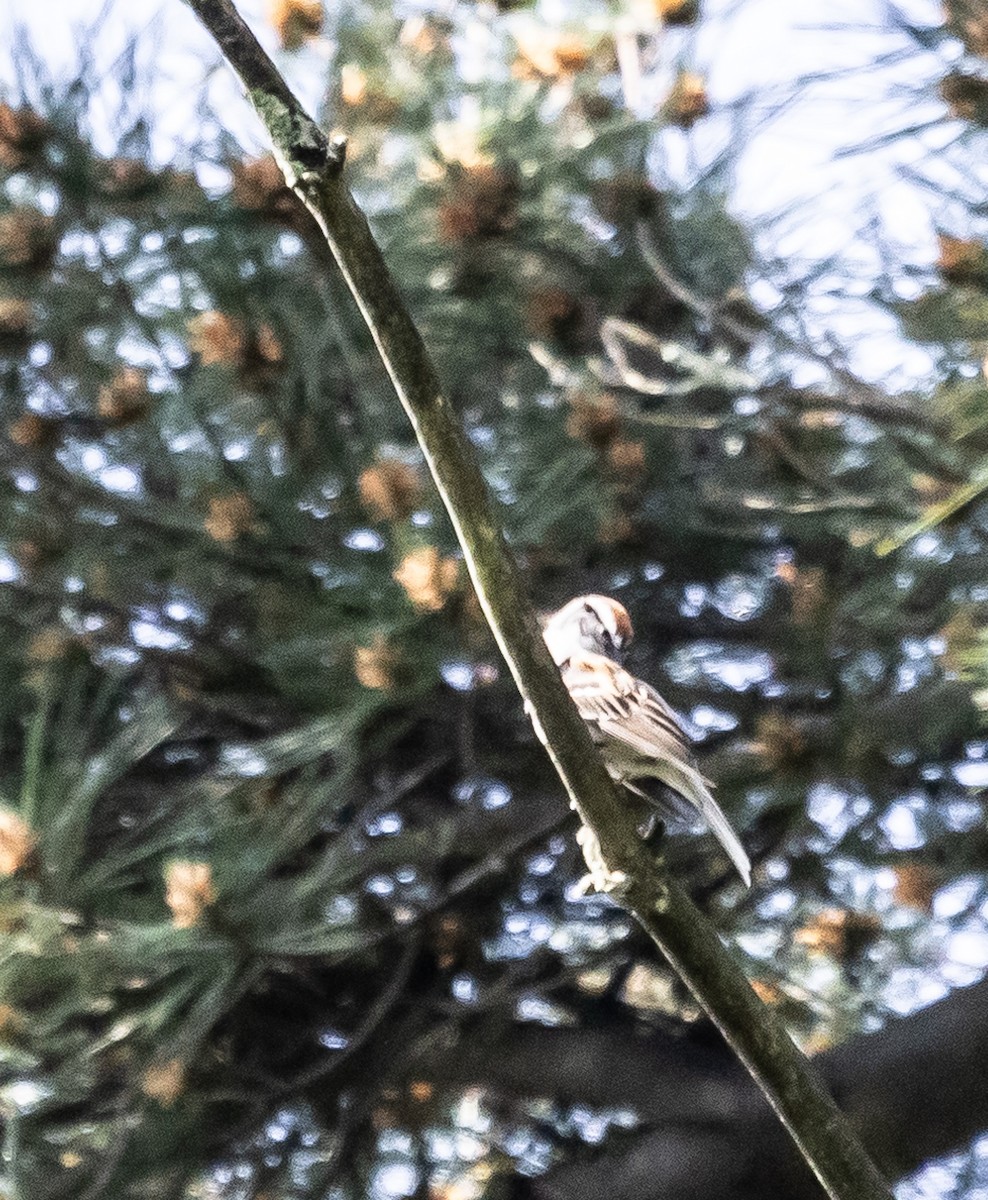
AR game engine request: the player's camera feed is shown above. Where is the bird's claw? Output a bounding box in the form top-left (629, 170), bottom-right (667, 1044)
top-left (575, 822), bottom-right (628, 894)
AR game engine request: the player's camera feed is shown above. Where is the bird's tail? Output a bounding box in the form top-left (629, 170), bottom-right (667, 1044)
top-left (692, 776), bottom-right (751, 888)
top-left (631, 759), bottom-right (751, 887)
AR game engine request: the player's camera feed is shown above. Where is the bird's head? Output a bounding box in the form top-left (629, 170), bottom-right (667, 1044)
top-left (542, 594), bottom-right (634, 664)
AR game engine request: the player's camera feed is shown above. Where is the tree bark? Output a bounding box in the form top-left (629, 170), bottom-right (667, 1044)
top-left (422, 976), bottom-right (988, 1200)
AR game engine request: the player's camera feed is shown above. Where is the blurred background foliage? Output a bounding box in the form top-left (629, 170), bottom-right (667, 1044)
top-left (1, 0), bottom-right (988, 1197)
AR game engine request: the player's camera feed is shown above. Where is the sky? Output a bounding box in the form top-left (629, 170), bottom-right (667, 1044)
top-left (0, 0), bottom-right (975, 393)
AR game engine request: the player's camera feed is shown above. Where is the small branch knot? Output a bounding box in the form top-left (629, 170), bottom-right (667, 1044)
top-left (290, 132), bottom-right (348, 193)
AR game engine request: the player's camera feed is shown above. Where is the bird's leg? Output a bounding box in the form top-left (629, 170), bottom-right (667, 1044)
top-left (614, 778), bottom-right (668, 868)
top-left (616, 779), bottom-right (664, 843)
top-left (639, 809), bottom-right (666, 847)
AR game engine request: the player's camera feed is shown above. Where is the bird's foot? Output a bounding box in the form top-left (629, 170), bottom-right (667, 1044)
top-left (575, 822), bottom-right (628, 895)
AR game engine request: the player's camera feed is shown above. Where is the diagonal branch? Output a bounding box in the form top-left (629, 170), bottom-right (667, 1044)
top-left (180, 4), bottom-right (894, 1198)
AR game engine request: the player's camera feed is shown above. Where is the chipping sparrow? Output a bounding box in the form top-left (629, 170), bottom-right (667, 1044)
top-left (543, 594), bottom-right (751, 887)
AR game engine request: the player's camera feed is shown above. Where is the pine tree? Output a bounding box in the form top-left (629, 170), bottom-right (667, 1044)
top-left (1, 2), bottom-right (988, 1197)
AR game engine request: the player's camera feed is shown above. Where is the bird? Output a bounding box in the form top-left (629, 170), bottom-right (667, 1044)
top-left (542, 594), bottom-right (751, 887)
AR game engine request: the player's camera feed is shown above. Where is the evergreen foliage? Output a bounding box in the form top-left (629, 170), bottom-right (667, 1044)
top-left (1, 2), bottom-right (988, 1197)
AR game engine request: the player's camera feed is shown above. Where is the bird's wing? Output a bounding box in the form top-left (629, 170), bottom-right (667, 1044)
top-left (560, 653), bottom-right (690, 761)
top-left (561, 652), bottom-right (753, 887)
